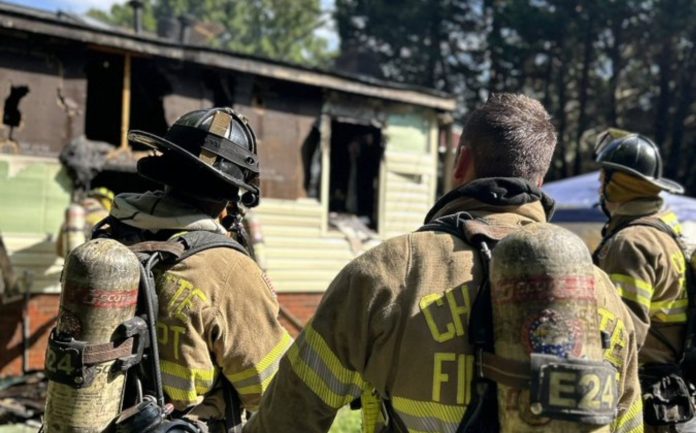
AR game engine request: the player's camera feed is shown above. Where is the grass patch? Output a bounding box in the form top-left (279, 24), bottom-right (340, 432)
top-left (329, 406), bottom-right (362, 433)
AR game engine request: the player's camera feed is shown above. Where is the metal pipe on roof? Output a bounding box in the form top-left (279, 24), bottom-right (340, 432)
top-left (127, 0), bottom-right (143, 34)
top-left (178, 14), bottom-right (194, 45)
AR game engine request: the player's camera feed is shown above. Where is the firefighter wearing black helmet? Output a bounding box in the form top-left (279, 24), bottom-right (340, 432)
top-left (98, 108), bottom-right (292, 432)
top-left (594, 129), bottom-right (694, 432)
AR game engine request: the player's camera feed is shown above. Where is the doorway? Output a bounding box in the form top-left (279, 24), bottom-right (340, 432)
top-left (328, 120), bottom-right (383, 229)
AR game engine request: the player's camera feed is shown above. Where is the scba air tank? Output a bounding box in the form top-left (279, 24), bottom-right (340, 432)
top-left (489, 223), bottom-right (615, 433)
top-left (44, 238), bottom-right (141, 433)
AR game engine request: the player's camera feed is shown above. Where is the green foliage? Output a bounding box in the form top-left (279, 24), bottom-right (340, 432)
top-left (335, 0), bottom-right (696, 191)
top-left (87, 0), bottom-right (333, 66)
top-left (328, 407), bottom-right (362, 433)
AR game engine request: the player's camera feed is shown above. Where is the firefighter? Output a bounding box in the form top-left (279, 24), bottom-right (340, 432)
top-left (244, 94), bottom-right (643, 433)
top-left (593, 130), bottom-right (693, 432)
top-left (56, 186), bottom-right (114, 258)
top-left (99, 107), bottom-right (292, 432)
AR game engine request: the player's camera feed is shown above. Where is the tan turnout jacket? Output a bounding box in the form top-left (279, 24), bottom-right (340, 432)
top-left (108, 191), bottom-right (292, 424)
top-left (246, 179), bottom-right (642, 433)
top-left (595, 199), bottom-right (688, 365)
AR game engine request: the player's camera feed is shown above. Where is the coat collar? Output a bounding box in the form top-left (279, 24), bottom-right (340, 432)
top-left (424, 177), bottom-right (555, 224)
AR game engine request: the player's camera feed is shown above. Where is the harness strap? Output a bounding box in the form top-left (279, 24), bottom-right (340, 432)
top-left (418, 212), bottom-right (501, 433)
top-left (129, 241), bottom-right (185, 258)
top-left (121, 229), bottom-right (249, 428)
top-left (82, 338), bottom-right (135, 365)
top-left (479, 352), bottom-right (530, 389)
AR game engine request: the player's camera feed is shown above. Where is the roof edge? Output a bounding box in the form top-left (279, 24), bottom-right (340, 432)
top-left (0, 1), bottom-right (457, 111)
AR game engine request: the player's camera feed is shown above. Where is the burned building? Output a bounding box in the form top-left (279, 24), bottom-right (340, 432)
top-left (0, 1), bottom-right (456, 377)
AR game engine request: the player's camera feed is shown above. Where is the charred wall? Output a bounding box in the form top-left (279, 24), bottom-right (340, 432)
top-left (235, 75), bottom-right (323, 201)
top-left (0, 28), bottom-right (327, 202)
top-left (0, 31), bottom-right (87, 157)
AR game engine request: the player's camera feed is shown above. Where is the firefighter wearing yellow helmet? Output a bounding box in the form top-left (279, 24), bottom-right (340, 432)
top-left (94, 108), bottom-right (292, 432)
top-left (56, 186), bottom-right (114, 258)
top-left (243, 94), bottom-right (643, 433)
top-left (594, 130), bottom-right (695, 432)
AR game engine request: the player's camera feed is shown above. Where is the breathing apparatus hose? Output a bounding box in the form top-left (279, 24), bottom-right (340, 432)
top-left (141, 252), bottom-right (165, 407)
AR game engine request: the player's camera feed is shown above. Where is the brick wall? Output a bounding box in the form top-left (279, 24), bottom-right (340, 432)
top-left (276, 292), bottom-right (323, 337)
top-left (0, 294), bottom-right (59, 378)
top-left (0, 292), bottom-right (323, 378)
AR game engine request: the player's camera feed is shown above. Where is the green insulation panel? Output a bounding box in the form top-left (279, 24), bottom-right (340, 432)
top-left (384, 111), bottom-right (431, 153)
top-left (0, 158), bottom-right (71, 235)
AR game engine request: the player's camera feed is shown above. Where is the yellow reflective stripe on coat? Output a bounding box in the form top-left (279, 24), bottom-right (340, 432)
top-left (651, 298), bottom-right (688, 323)
top-left (612, 394), bottom-right (644, 433)
top-left (610, 274), bottom-right (653, 309)
top-left (287, 324), bottom-right (364, 408)
top-left (160, 360), bottom-right (218, 404)
top-left (227, 331), bottom-right (293, 396)
top-left (659, 212), bottom-right (683, 236)
top-left (391, 396), bottom-right (465, 433)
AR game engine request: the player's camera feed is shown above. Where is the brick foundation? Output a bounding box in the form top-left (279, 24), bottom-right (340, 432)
top-left (0, 291), bottom-right (323, 377)
top-left (0, 294), bottom-right (59, 378)
top-left (276, 292), bottom-right (323, 337)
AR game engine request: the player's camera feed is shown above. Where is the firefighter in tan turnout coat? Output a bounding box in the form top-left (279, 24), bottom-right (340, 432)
top-left (245, 94), bottom-right (643, 433)
top-left (100, 108), bottom-right (292, 431)
top-left (594, 131), bottom-right (693, 432)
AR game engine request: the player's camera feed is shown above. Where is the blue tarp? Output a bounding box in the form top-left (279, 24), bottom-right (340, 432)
top-left (543, 171), bottom-right (696, 223)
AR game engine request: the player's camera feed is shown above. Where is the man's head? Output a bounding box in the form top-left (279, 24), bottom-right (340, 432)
top-left (130, 107), bottom-right (260, 211)
top-left (452, 93), bottom-right (556, 188)
top-left (594, 129), bottom-right (683, 213)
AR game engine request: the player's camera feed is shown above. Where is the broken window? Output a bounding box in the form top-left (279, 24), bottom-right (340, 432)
top-left (328, 120), bottom-right (384, 230)
top-left (3, 85), bottom-right (29, 141)
top-left (84, 52), bottom-right (123, 145)
top-left (129, 58), bottom-right (171, 149)
top-left (301, 122), bottom-right (321, 199)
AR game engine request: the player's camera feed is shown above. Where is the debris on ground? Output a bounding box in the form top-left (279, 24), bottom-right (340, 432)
top-left (0, 372), bottom-right (46, 429)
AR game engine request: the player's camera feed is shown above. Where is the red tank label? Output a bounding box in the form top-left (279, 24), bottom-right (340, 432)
top-left (65, 287), bottom-right (139, 308)
top-left (492, 275), bottom-right (595, 304)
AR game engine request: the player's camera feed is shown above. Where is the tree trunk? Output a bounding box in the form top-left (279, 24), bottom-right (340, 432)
top-left (556, 43), bottom-right (569, 179)
top-left (607, 16), bottom-right (623, 127)
top-left (654, 0), bottom-right (678, 149)
top-left (574, 4), bottom-right (595, 175)
top-left (666, 38), bottom-right (696, 178)
top-left (542, 51), bottom-right (553, 109)
top-left (654, 19), bottom-right (675, 146)
top-left (486, 0), bottom-right (502, 91)
top-left (425, 3), bottom-right (441, 88)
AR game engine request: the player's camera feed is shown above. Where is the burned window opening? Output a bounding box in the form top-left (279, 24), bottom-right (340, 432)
top-left (3, 85), bottom-right (29, 140)
top-left (302, 122), bottom-right (321, 199)
top-left (252, 82), bottom-right (265, 108)
top-left (129, 59), bottom-right (171, 150)
top-left (328, 120), bottom-right (383, 230)
top-left (205, 71), bottom-right (236, 107)
top-left (84, 52), bottom-right (123, 146)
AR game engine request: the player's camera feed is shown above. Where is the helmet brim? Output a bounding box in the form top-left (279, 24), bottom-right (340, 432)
top-left (129, 130), bottom-right (259, 195)
top-left (600, 161), bottom-right (685, 194)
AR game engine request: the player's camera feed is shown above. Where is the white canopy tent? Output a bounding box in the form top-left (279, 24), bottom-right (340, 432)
top-left (543, 171), bottom-right (696, 249)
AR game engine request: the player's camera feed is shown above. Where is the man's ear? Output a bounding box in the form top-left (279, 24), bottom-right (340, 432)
top-left (452, 145), bottom-right (474, 186)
